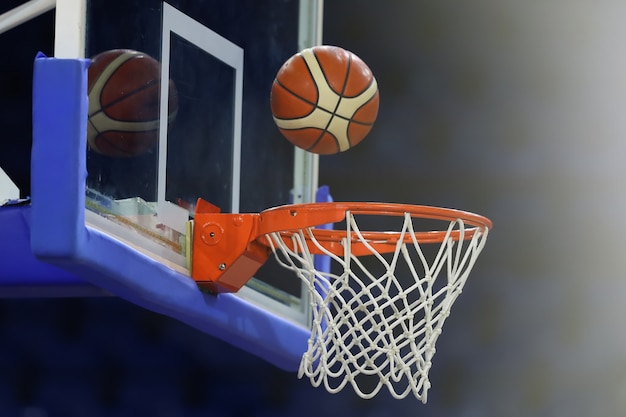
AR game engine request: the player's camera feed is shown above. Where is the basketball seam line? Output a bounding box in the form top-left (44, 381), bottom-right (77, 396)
top-left (90, 79), bottom-right (161, 121)
top-left (273, 80), bottom-right (318, 118)
top-left (88, 50), bottom-right (139, 114)
top-left (274, 60), bottom-right (376, 155)
top-left (274, 79), bottom-right (375, 128)
top-left (307, 50), bottom-right (352, 152)
top-left (274, 51), bottom-right (376, 128)
top-left (93, 129), bottom-right (155, 157)
top-left (88, 118), bottom-right (101, 136)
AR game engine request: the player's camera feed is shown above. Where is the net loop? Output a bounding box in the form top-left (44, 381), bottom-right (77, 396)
top-left (263, 205), bottom-right (490, 402)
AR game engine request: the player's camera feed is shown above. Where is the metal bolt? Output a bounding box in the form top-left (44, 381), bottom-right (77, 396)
top-left (201, 222), bottom-right (223, 246)
top-left (218, 263), bottom-right (226, 271)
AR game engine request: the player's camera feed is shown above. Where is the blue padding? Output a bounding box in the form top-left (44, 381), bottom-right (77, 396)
top-left (31, 54), bottom-right (88, 259)
top-left (0, 205), bottom-right (107, 297)
top-left (30, 55), bottom-right (308, 371)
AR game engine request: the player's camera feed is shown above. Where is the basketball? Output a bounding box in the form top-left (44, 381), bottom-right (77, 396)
top-left (87, 49), bottom-right (178, 157)
top-left (270, 45), bottom-right (379, 155)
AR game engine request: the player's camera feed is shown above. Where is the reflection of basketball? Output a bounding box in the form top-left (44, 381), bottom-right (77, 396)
top-left (270, 45), bottom-right (379, 155)
top-left (87, 49), bottom-right (178, 157)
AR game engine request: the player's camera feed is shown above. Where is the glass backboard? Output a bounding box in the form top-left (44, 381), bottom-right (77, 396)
top-left (82, 0), bottom-right (320, 323)
top-left (27, 0), bottom-right (323, 370)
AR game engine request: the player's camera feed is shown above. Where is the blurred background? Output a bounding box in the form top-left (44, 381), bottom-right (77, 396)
top-left (2, 0), bottom-right (626, 416)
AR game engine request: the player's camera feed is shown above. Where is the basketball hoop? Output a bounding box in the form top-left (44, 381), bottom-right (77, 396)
top-left (191, 200), bottom-right (492, 402)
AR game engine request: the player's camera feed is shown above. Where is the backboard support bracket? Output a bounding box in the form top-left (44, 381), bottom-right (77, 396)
top-left (191, 199), bottom-right (270, 294)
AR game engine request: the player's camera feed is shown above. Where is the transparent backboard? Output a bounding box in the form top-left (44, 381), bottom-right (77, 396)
top-left (75, 0), bottom-right (321, 325)
top-left (0, 0), bottom-right (326, 370)
top-left (0, 0), bottom-right (320, 336)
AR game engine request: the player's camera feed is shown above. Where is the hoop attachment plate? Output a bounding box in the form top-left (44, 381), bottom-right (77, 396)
top-left (191, 199), bottom-right (269, 293)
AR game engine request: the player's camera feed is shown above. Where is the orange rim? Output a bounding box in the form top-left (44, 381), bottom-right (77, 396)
top-left (257, 202), bottom-right (492, 255)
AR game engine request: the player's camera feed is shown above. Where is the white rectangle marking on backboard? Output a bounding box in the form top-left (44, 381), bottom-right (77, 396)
top-left (158, 3), bottom-right (244, 233)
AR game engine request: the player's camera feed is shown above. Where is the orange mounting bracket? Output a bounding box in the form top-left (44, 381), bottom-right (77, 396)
top-left (190, 198), bottom-right (371, 293)
top-left (191, 199), bottom-right (270, 294)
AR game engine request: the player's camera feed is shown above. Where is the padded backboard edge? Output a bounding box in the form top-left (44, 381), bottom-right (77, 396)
top-left (30, 55), bottom-right (308, 371)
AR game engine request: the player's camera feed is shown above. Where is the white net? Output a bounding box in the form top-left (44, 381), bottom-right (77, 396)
top-left (264, 210), bottom-right (489, 402)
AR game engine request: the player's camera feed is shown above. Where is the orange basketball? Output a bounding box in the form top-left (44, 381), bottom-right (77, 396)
top-left (87, 49), bottom-right (178, 157)
top-left (270, 45), bottom-right (379, 155)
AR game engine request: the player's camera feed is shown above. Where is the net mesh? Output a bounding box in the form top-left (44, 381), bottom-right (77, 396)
top-left (264, 210), bottom-right (489, 402)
